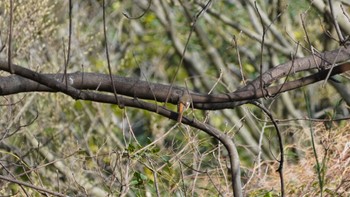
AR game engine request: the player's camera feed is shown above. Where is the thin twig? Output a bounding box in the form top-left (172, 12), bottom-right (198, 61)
top-left (275, 43), bottom-right (299, 95)
top-left (123, 0), bottom-right (152, 19)
top-left (250, 101), bottom-right (285, 197)
top-left (322, 47), bottom-right (342, 86)
top-left (0, 175), bottom-right (66, 197)
top-left (148, 159), bottom-right (161, 197)
top-left (64, 0), bottom-right (73, 89)
top-left (328, 0), bottom-right (345, 43)
top-left (340, 4), bottom-right (350, 23)
top-left (208, 69), bottom-right (223, 94)
top-left (300, 12), bottom-right (321, 71)
top-left (133, 52), bottom-right (158, 111)
top-left (233, 35), bottom-right (246, 85)
top-left (8, 0), bottom-right (14, 74)
top-left (103, 0), bottom-right (120, 106)
top-left (254, 2), bottom-right (268, 98)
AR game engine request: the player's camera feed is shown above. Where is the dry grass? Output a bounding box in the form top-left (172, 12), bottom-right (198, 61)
top-left (244, 122), bottom-right (350, 196)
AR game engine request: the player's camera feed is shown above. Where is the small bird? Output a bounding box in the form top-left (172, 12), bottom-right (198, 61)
top-left (177, 93), bottom-right (191, 123)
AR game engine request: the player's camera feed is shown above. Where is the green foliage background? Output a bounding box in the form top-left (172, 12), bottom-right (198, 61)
top-left (0, 0), bottom-right (349, 196)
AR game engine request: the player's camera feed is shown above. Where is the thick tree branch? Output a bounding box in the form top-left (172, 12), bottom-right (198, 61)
top-left (236, 43), bottom-right (350, 92)
top-left (1, 47), bottom-right (350, 110)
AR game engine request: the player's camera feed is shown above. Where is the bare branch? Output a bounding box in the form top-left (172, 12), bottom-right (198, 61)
top-left (0, 175), bottom-right (66, 197)
top-left (1, 59), bottom-right (350, 110)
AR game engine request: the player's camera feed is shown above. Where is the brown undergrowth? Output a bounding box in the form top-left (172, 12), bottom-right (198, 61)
top-left (245, 122), bottom-right (350, 196)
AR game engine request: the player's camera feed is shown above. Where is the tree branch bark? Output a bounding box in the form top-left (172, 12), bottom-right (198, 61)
top-left (1, 47), bottom-right (350, 109)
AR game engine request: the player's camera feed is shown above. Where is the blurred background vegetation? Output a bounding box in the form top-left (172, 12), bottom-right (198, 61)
top-left (0, 0), bottom-right (349, 196)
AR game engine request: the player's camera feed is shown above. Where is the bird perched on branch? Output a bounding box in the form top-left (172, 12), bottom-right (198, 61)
top-left (177, 93), bottom-right (191, 123)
